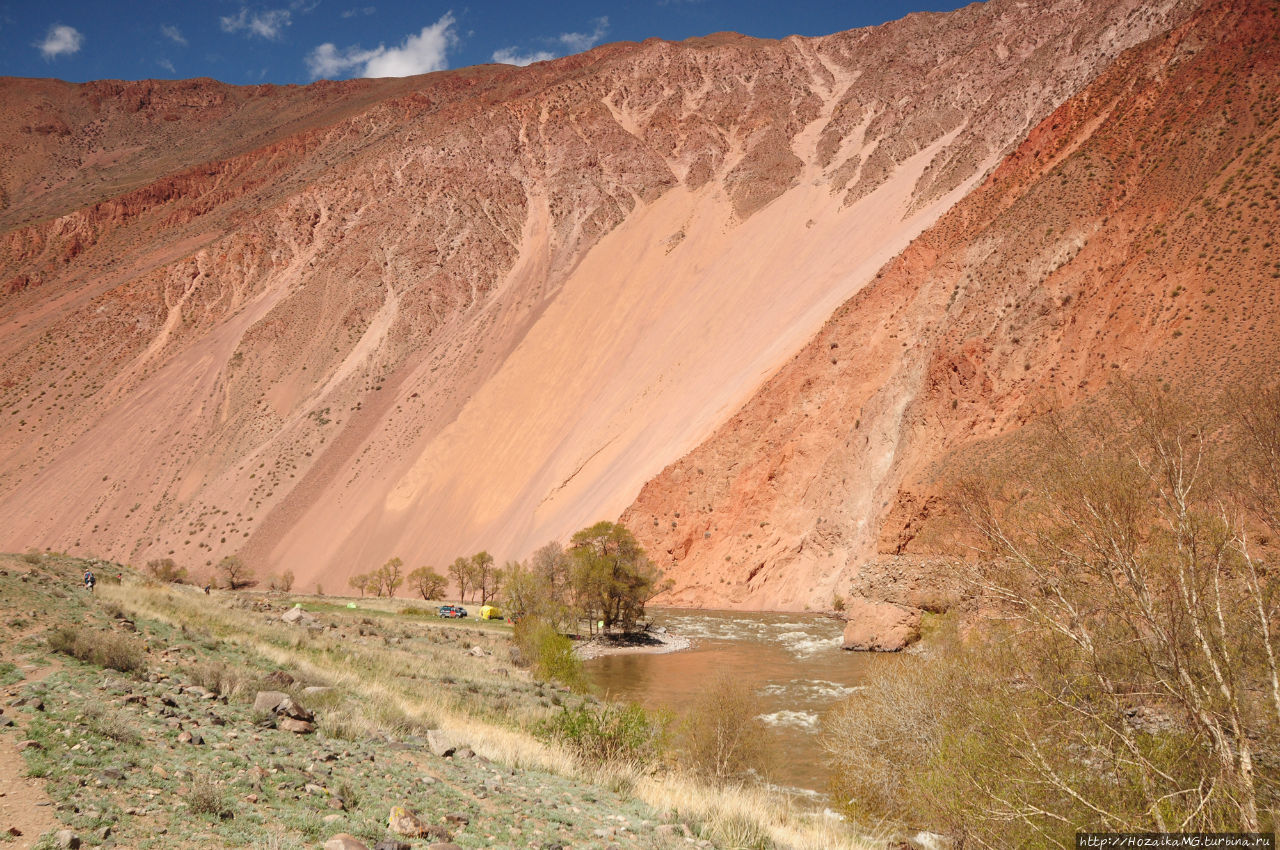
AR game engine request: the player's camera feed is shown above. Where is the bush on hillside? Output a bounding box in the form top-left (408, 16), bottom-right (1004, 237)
top-left (48, 625), bottom-right (146, 674)
top-left (676, 672), bottom-right (771, 784)
top-left (824, 381), bottom-right (1280, 843)
top-left (513, 616), bottom-right (586, 691)
top-left (541, 701), bottom-right (668, 771)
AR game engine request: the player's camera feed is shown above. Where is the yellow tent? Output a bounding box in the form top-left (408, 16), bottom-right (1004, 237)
top-left (479, 605), bottom-right (501, 620)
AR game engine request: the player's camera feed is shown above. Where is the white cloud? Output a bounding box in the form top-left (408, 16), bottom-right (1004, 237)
top-left (491, 17), bottom-right (609, 67)
top-left (306, 12), bottom-right (456, 79)
top-left (161, 24), bottom-right (187, 46)
top-left (557, 17), bottom-right (608, 53)
top-left (37, 23), bottom-right (83, 59)
top-left (490, 47), bottom-right (555, 67)
top-left (157, 58), bottom-right (176, 73)
top-left (341, 5), bottom-right (376, 18)
top-left (221, 7), bottom-right (292, 40)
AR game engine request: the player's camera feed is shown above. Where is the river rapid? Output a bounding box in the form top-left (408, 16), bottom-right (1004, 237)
top-left (582, 608), bottom-right (901, 799)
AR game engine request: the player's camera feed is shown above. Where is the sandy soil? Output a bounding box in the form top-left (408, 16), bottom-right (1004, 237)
top-left (0, 669), bottom-right (58, 848)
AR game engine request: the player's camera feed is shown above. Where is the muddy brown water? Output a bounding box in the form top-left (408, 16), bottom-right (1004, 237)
top-left (582, 608), bottom-right (901, 800)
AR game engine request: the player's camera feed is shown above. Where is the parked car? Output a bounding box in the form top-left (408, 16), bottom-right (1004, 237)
top-left (437, 605), bottom-right (468, 618)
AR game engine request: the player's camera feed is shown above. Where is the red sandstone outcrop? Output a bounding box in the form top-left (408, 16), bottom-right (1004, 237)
top-left (841, 599), bottom-right (922, 653)
top-left (625, 0), bottom-right (1280, 610)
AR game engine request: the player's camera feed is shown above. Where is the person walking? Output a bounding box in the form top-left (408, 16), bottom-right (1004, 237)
top-left (83, 568), bottom-right (96, 593)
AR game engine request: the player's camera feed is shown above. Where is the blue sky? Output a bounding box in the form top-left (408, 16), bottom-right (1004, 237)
top-left (1, 1), bottom-right (976, 85)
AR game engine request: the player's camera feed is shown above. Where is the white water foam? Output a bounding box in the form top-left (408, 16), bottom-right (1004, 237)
top-left (760, 679), bottom-right (863, 700)
top-left (758, 709), bottom-right (820, 730)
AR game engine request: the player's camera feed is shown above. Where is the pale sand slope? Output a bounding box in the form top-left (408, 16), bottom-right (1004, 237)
top-left (268, 132), bottom-right (991, 591)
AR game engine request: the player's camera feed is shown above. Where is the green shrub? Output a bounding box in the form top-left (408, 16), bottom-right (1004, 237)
top-left (540, 701), bottom-right (667, 770)
top-left (48, 626), bottom-right (146, 674)
top-left (513, 617), bottom-right (585, 691)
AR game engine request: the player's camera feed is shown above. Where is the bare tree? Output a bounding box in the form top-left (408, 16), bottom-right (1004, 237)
top-left (376, 557), bottom-right (404, 598)
top-left (472, 551), bottom-right (497, 605)
top-left (448, 556), bottom-right (470, 604)
top-left (217, 555), bottom-right (252, 590)
top-left (825, 382), bottom-right (1280, 844)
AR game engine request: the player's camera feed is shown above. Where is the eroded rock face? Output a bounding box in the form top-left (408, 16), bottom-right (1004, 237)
top-left (0, 0), bottom-right (1186, 595)
top-left (841, 599), bottom-right (922, 652)
top-left (625, 0), bottom-right (1280, 610)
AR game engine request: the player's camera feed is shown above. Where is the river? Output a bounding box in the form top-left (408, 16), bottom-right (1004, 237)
top-left (582, 608), bottom-right (900, 800)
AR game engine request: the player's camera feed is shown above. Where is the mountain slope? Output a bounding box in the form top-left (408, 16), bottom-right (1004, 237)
top-left (1, 0), bottom-right (1191, 591)
top-left (624, 0), bottom-right (1280, 609)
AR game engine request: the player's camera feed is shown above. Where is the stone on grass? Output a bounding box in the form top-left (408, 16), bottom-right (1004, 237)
top-left (277, 696), bottom-right (314, 722)
top-left (323, 835), bottom-right (368, 850)
top-left (54, 830), bottom-right (79, 849)
top-left (373, 841), bottom-right (411, 850)
top-left (840, 598), bottom-right (923, 652)
top-left (281, 605), bottom-right (308, 624)
top-left (388, 805), bottom-right (430, 837)
top-left (252, 691), bottom-right (289, 714)
top-left (426, 729), bottom-right (456, 757)
top-left (278, 717), bottom-right (315, 734)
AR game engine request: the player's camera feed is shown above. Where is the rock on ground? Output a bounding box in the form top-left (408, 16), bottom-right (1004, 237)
top-left (841, 598), bottom-right (922, 652)
top-left (324, 834), bottom-right (369, 850)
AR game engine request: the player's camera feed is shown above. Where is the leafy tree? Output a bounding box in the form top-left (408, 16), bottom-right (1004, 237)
top-left (448, 556), bottom-right (471, 604)
top-left (348, 572), bottom-right (370, 597)
top-left (568, 521), bottom-right (671, 632)
top-left (216, 555), bottom-right (252, 590)
top-left (407, 566), bottom-right (447, 600)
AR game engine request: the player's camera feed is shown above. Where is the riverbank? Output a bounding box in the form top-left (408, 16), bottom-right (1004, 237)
top-left (574, 627), bottom-right (693, 659)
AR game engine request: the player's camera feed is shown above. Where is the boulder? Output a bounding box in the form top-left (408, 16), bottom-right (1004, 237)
top-left (426, 729), bottom-right (456, 757)
top-left (278, 717), bottom-right (315, 734)
top-left (281, 605), bottom-right (315, 625)
top-left (277, 696), bottom-right (314, 722)
top-left (252, 690), bottom-right (289, 714)
top-left (841, 598), bottom-right (923, 652)
top-left (323, 835), bottom-right (369, 850)
top-left (55, 830), bottom-right (80, 849)
top-left (388, 805), bottom-right (429, 837)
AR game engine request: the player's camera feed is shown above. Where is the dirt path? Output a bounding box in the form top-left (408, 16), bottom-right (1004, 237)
top-left (0, 664), bottom-right (58, 849)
